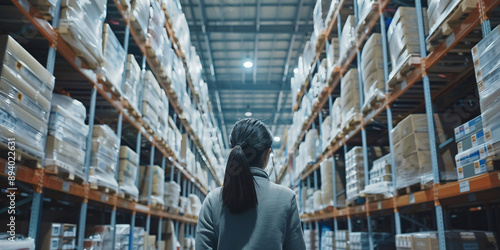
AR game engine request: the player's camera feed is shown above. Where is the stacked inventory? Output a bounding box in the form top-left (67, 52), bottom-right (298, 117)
top-left (130, 0), bottom-right (149, 41)
top-left (89, 125), bottom-right (120, 192)
top-left (361, 33), bottom-right (385, 108)
top-left (395, 231), bottom-right (497, 249)
top-left (341, 69), bottom-right (361, 130)
top-left (139, 165), bottom-right (165, 207)
top-left (472, 25), bottom-right (500, 172)
top-left (123, 54), bottom-right (141, 111)
top-left (295, 129), bottom-right (318, 179)
top-left (321, 227), bottom-right (334, 250)
top-left (27, 0), bottom-right (57, 19)
top-left (392, 114), bottom-right (456, 191)
top-left (363, 154), bottom-right (393, 196)
top-left (118, 146), bottom-right (139, 201)
top-left (338, 15), bottom-right (356, 66)
top-left (142, 70), bottom-right (163, 134)
top-left (58, 0), bottom-right (106, 69)
top-left (326, 38), bottom-right (339, 78)
top-left (40, 223), bottom-right (77, 250)
top-left (102, 24), bottom-right (126, 91)
top-left (164, 181), bottom-right (181, 210)
top-left (45, 94), bottom-right (88, 180)
top-left (350, 232), bottom-right (392, 250)
top-left (87, 225), bottom-right (145, 250)
top-left (387, 7), bottom-right (428, 82)
top-left (180, 196), bottom-right (192, 215)
top-left (310, 60), bottom-right (328, 100)
top-left (147, 0), bottom-right (172, 75)
top-left (346, 147), bottom-right (365, 202)
top-left (313, 190), bottom-right (323, 211)
top-left (331, 98), bottom-right (342, 140)
top-left (321, 116), bottom-right (332, 151)
top-left (189, 194), bottom-right (202, 216)
top-left (335, 230), bottom-right (349, 250)
top-left (320, 158), bottom-right (346, 208)
top-left (454, 117), bottom-right (490, 180)
top-left (159, 92), bottom-right (170, 141)
top-left (304, 229), bottom-right (319, 250)
top-left (0, 35), bottom-right (54, 159)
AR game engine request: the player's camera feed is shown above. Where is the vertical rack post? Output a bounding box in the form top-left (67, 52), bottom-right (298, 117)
top-left (379, 13), bottom-right (401, 235)
top-left (331, 157), bottom-right (338, 233)
top-left (414, 0), bottom-right (445, 248)
top-left (78, 87), bottom-right (97, 249)
top-left (146, 146), bottom-right (155, 235)
top-left (28, 0), bottom-right (62, 243)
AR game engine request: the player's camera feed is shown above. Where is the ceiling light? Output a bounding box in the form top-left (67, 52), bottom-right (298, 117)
top-left (245, 111), bottom-right (252, 117)
top-left (243, 60), bottom-right (253, 68)
top-left (293, 68), bottom-right (298, 74)
top-left (274, 136), bottom-right (281, 142)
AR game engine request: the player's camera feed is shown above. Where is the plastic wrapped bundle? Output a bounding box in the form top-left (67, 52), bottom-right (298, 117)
top-left (361, 33), bottom-right (385, 106)
top-left (142, 71), bottom-right (162, 132)
top-left (123, 54), bottom-right (141, 111)
top-left (341, 69), bottom-right (360, 129)
top-left (102, 24), bottom-right (126, 91)
top-left (313, 190), bottom-right (323, 211)
top-left (174, 13), bottom-right (192, 58)
top-left (164, 181), bottom-right (181, 208)
top-left (89, 125), bottom-right (119, 192)
top-left (326, 38), bottom-right (339, 77)
top-left (139, 165), bottom-right (165, 206)
top-left (345, 147), bottom-right (364, 201)
top-left (363, 154), bottom-right (393, 197)
top-left (180, 196), bottom-right (191, 215)
top-left (338, 15), bottom-right (356, 66)
top-left (189, 194), bottom-right (202, 216)
top-left (130, 0), bottom-right (150, 41)
top-left (58, 0), bottom-right (106, 69)
top-left (147, 0), bottom-right (166, 62)
top-left (118, 146), bottom-right (139, 200)
top-left (321, 116), bottom-right (332, 151)
top-left (330, 97), bottom-right (342, 138)
top-left (45, 95), bottom-right (89, 179)
top-left (324, 0), bottom-right (340, 28)
top-left (27, 0), bottom-right (58, 19)
top-left (387, 7), bottom-right (428, 78)
top-left (0, 36), bottom-right (55, 158)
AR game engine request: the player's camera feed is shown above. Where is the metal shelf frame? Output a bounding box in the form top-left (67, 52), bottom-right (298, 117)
top-left (286, 0), bottom-right (500, 248)
top-left (1, 0), bottom-right (226, 248)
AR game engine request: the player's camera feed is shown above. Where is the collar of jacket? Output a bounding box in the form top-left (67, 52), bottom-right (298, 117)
top-left (250, 167), bottom-right (269, 179)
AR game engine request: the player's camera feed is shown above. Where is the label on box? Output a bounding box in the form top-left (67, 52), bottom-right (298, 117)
top-left (474, 160), bottom-right (481, 174)
top-left (479, 146), bottom-right (487, 159)
top-left (457, 166), bottom-right (464, 179)
top-left (464, 122), bottom-right (470, 134)
top-left (50, 237), bottom-right (60, 249)
top-left (484, 127), bottom-right (492, 141)
top-left (458, 141), bottom-right (463, 153)
top-left (459, 180), bottom-right (470, 193)
top-left (477, 80), bottom-right (485, 93)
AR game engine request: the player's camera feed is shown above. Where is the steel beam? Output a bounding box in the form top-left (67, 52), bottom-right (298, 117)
top-left (189, 24), bottom-right (313, 33)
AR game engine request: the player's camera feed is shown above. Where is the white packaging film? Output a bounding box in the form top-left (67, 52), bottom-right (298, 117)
top-left (139, 165), bottom-right (165, 206)
top-left (345, 147), bottom-right (364, 201)
top-left (102, 24), bottom-right (126, 91)
top-left (131, 0), bottom-right (150, 41)
top-left (90, 125), bottom-right (119, 191)
top-left (58, 0), bottom-right (106, 69)
top-left (164, 181), bottom-right (181, 208)
top-left (118, 146), bottom-right (139, 199)
top-left (123, 54), bottom-right (141, 111)
top-left (338, 15), bottom-right (356, 66)
top-left (362, 154), bottom-right (393, 197)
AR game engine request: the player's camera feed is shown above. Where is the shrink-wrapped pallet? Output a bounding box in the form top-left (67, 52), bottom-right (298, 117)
top-left (320, 158), bottom-right (346, 208)
top-left (338, 15), bottom-right (356, 65)
top-left (0, 36), bottom-right (54, 158)
top-left (363, 154), bottom-right (393, 196)
top-left (396, 231), bottom-right (497, 250)
top-left (102, 24), bottom-right (126, 91)
top-left (139, 165), bottom-right (165, 206)
top-left (164, 181), bottom-right (181, 208)
top-left (321, 116), bottom-right (332, 151)
top-left (341, 69), bottom-right (360, 129)
top-left (118, 146), bottom-right (139, 200)
top-left (123, 54), bottom-right (141, 111)
top-left (361, 33), bottom-right (385, 105)
top-left (58, 0), bottom-right (106, 69)
top-left (89, 125), bottom-right (119, 192)
top-left (326, 38), bottom-right (339, 77)
top-left (45, 95), bottom-right (88, 179)
top-left (142, 70), bottom-right (162, 131)
top-left (130, 0), bottom-right (150, 41)
top-left (345, 147), bottom-right (364, 201)
top-left (331, 97), bottom-right (342, 138)
top-left (189, 194), bottom-right (202, 216)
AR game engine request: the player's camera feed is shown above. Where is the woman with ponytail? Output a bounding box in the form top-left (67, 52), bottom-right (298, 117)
top-left (196, 118), bottom-right (306, 250)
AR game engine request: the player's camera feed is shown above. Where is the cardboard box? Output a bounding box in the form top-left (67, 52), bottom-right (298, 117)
top-left (457, 129), bottom-right (485, 153)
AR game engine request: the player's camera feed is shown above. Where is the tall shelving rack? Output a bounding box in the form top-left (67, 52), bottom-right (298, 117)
top-left (0, 0), bottom-right (225, 248)
top-left (278, 0), bottom-right (500, 248)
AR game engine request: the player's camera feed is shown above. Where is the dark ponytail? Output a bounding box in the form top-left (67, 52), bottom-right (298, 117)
top-left (222, 118), bottom-right (272, 214)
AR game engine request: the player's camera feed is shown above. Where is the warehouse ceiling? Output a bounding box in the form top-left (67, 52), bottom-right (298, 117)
top-left (179, 0), bottom-right (321, 148)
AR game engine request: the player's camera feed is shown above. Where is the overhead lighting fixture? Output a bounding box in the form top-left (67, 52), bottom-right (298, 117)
top-left (293, 68), bottom-right (298, 74)
top-left (245, 105), bottom-right (252, 117)
top-left (243, 60), bottom-right (253, 68)
top-left (274, 136), bottom-right (281, 142)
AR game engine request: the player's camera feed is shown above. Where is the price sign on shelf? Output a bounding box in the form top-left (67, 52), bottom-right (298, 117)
top-left (459, 180), bottom-right (470, 193)
top-left (409, 194), bottom-right (415, 204)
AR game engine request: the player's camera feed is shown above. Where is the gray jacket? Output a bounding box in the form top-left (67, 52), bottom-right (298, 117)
top-left (195, 167), bottom-right (306, 250)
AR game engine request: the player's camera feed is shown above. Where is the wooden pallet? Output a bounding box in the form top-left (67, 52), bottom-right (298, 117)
top-left (0, 142), bottom-right (43, 169)
top-left (150, 200), bottom-right (164, 210)
top-left (362, 90), bottom-right (387, 115)
top-left (100, 75), bottom-right (124, 100)
top-left (387, 55), bottom-right (421, 89)
top-left (362, 193), bottom-right (387, 203)
top-left (396, 181), bottom-right (433, 196)
top-left (346, 196), bottom-right (365, 207)
top-left (426, 0), bottom-right (478, 52)
top-left (129, 20), bottom-right (147, 43)
top-left (341, 113), bottom-right (363, 134)
top-left (44, 165), bottom-right (85, 185)
top-left (90, 182), bottom-right (117, 195)
top-left (117, 191), bottom-right (138, 202)
top-left (316, 31), bottom-right (327, 53)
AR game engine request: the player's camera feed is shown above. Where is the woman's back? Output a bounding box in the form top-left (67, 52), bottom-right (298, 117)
top-left (196, 167), bottom-right (306, 250)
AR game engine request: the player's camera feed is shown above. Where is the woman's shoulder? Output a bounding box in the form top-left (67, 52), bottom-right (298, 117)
top-left (267, 182), bottom-right (296, 200)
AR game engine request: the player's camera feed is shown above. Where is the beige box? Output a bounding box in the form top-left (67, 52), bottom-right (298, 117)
top-left (401, 133), bottom-right (431, 157)
top-left (139, 165), bottom-right (165, 197)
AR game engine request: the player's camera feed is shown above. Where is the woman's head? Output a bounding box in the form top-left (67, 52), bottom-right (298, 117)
top-left (222, 118), bottom-right (273, 214)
